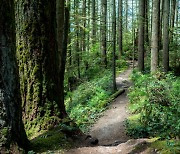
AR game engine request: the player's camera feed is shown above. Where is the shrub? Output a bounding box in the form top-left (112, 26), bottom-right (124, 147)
top-left (127, 71), bottom-right (180, 139)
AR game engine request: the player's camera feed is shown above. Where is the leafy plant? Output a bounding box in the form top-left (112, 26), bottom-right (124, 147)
top-left (127, 71), bottom-right (180, 139)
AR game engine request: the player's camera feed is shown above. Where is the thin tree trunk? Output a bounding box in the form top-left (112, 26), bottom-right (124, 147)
top-left (159, 0), bottom-right (164, 50)
top-left (125, 0), bottom-right (128, 31)
top-left (162, 0), bottom-right (170, 72)
top-left (74, 0), bottom-right (81, 78)
top-left (101, 0), bottom-right (107, 67)
top-left (118, 0), bottom-right (123, 58)
top-left (92, 0), bottom-right (96, 43)
top-left (151, 0), bottom-right (160, 73)
top-left (56, 0), bottom-right (68, 117)
top-left (145, 0), bottom-right (149, 44)
top-left (170, 0), bottom-right (176, 40)
top-left (112, 0), bottom-right (117, 92)
top-left (138, 0), bottom-right (145, 72)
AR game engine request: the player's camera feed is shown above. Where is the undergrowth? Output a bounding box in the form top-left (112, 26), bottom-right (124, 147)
top-left (126, 70), bottom-right (180, 151)
top-left (65, 59), bottom-right (128, 132)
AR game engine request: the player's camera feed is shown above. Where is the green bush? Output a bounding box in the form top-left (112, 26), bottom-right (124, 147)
top-left (65, 69), bottom-right (113, 132)
top-left (127, 71), bottom-right (180, 139)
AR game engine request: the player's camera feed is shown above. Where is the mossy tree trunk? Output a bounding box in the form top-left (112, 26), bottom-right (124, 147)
top-left (0, 0), bottom-right (29, 151)
top-left (15, 0), bottom-right (67, 133)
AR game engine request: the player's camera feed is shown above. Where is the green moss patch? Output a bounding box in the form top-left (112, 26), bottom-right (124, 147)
top-left (30, 127), bottom-right (71, 153)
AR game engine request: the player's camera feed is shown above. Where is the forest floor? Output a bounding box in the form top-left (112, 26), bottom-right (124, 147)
top-left (63, 62), bottom-right (157, 154)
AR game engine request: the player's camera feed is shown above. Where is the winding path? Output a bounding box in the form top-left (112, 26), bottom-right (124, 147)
top-left (65, 63), bottom-right (154, 154)
top-left (90, 65), bottom-right (133, 146)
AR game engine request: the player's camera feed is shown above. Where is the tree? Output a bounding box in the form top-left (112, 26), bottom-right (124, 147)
top-left (112, 0), bottom-right (117, 92)
top-left (0, 0), bottom-right (29, 151)
top-left (74, 0), bottom-right (81, 78)
top-left (101, 0), bottom-right (107, 67)
top-left (125, 0), bottom-right (128, 31)
top-left (118, 0), bottom-right (123, 58)
top-left (162, 0), bottom-right (170, 72)
top-left (92, 0), bottom-right (96, 43)
top-left (170, 0), bottom-right (176, 40)
top-left (15, 0), bottom-right (67, 133)
top-left (57, 0), bottom-right (69, 117)
top-left (138, 0), bottom-right (145, 71)
top-left (145, 0), bottom-right (149, 44)
top-left (151, 0), bottom-right (160, 73)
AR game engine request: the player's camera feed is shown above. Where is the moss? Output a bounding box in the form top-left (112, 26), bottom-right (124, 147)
top-left (1, 127), bottom-right (8, 136)
top-left (150, 140), bottom-right (180, 154)
top-left (30, 127), bottom-right (71, 153)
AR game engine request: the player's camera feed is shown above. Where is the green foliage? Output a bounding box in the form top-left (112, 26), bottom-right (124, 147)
top-left (65, 69), bottom-right (113, 132)
top-left (127, 71), bottom-right (180, 139)
top-left (150, 140), bottom-right (180, 154)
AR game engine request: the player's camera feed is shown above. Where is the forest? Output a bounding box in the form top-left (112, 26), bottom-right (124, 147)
top-left (0, 0), bottom-right (180, 153)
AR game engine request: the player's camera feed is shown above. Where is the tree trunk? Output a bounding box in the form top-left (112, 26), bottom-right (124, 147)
top-left (82, 0), bottom-right (87, 53)
top-left (118, 0), bottom-right (123, 58)
top-left (101, 0), bottom-right (107, 67)
top-left (15, 0), bottom-right (67, 133)
top-left (170, 0), bottom-right (176, 40)
top-left (125, 0), bottom-right (128, 31)
top-left (92, 0), bottom-right (96, 43)
top-left (0, 0), bottom-right (29, 151)
top-left (159, 0), bottom-right (164, 50)
top-left (151, 0), bottom-right (160, 73)
top-left (162, 0), bottom-right (170, 72)
top-left (145, 0), bottom-right (149, 44)
top-left (112, 0), bottom-right (117, 92)
top-left (138, 0), bottom-right (145, 72)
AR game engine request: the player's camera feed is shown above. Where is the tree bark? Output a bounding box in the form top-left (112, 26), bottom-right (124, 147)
top-left (151, 0), bottom-right (160, 73)
top-left (145, 0), bottom-right (149, 44)
top-left (118, 0), bottom-right (123, 58)
top-left (138, 0), bottom-right (145, 72)
top-left (170, 0), bottom-right (176, 40)
top-left (0, 0), bottom-right (29, 151)
top-left (101, 0), bottom-right (107, 67)
top-left (15, 0), bottom-right (67, 133)
top-left (112, 0), bottom-right (117, 92)
top-left (162, 0), bottom-right (170, 72)
top-left (92, 0), bottom-right (96, 43)
top-left (125, 0), bottom-right (128, 31)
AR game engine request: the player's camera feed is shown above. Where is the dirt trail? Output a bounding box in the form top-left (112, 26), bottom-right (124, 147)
top-left (90, 65), bottom-right (133, 146)
top-left (65, 63), bottom-right (154, 154)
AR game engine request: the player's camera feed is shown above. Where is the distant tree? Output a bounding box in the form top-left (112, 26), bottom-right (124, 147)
top-left (145, 0), bottom-right (149, 44)
top-left (74, 0), bottom-right (81, 78)
top-left (112, 0), bottom-right (117, 92)
top-left (151, 0), bottom-right (160, 73)
top-left (0, 0), bottom-right (29, 151)
top-left (170, 0), bottom-right (176, 40)
top-left (92, 0), bottom-right (96, 43)
top-left (118, 0), bottom-right (123, 58)
top-left (162, 0), bottom-right (170, 72)
top-left (101, 0), bottom-right (107, 67)
top-left (138, 0), bottom-right (145, 71)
